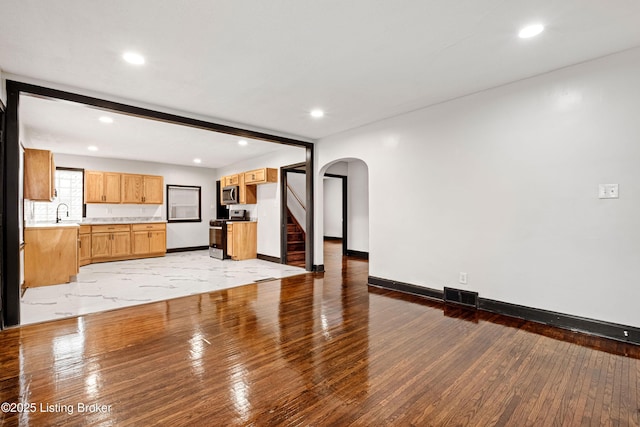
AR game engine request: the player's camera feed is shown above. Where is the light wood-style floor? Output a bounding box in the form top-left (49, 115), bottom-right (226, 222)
top-left (1, 240), bottom-right (639, 426)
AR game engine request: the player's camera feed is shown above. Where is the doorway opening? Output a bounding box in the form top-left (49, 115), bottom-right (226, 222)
top-left (320, 159), bottom-right (369, 272)
top-left (281, 163), bottom-right (307, 268)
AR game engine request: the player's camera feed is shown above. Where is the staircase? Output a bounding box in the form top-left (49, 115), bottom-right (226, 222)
top-left (286, 209), bottom-right (306, 268)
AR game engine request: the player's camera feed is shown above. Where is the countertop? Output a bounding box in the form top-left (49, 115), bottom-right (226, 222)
top-left (25, 219), bottom-right (167, 228)
top-left (80, 220), bottom-right (167, 225)
top-left (25, 222), bottom-right (80, 229)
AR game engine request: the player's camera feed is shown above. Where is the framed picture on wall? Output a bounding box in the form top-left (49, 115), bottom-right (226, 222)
top-left (166, 185), bottom-right (201, 223)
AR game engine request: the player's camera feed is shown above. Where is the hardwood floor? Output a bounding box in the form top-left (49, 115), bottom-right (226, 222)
top-left (1, 240), bottom-right (639, 426)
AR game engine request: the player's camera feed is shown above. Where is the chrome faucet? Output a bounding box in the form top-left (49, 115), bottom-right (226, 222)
top-left (56, 203), bottom-right (69, 223)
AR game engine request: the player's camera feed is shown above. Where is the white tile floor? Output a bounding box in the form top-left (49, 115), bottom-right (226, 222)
top-left (21, 250), bottom-right (306, 325)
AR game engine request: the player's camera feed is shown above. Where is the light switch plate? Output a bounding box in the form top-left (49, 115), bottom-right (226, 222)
top-left (599, 184), bottom-right (619, 199)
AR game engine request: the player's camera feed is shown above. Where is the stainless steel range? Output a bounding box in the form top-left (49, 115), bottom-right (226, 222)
top-left (209, 210), bottom-right (250, 259)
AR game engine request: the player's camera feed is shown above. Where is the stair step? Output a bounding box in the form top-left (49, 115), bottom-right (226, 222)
top-left (288, 261), bottom-right (306, 268)
top-left (287, 251), bottom-right (306, 261)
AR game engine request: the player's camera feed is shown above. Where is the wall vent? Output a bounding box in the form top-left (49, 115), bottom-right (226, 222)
top-left (444, 287), bottom-right (478, 309)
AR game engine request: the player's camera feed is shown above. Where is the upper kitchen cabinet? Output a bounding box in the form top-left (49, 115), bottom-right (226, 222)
top-left (223, 174), bottom-right (240, 186)
top-left (24, 148), bottom-right (56, 201)
top-left (85, 170), bottom-right (121, 203)
top-left (244, 168), bottom-right (278, 185)
top-left (121, 173), bottom-right (164, 204)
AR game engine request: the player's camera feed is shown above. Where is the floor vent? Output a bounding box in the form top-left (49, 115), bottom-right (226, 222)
top-left (444, 287), bottom-right (478, 309)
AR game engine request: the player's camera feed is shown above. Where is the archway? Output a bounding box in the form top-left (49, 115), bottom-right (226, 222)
top-left (318, 158), bottom-right (369, 272)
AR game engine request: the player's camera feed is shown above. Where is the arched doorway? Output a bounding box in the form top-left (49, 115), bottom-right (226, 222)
top-left (318, 158), bottom-right (369, 272)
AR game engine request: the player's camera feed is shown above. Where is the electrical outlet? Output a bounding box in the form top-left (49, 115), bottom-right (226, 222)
top-left (599, 184), bottom-right (619, 199)
top-left (459, 272), bottom-right (467, 285)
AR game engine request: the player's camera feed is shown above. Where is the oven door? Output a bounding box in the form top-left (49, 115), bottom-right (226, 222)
top-left (209, 224), bottom-right (226, 259)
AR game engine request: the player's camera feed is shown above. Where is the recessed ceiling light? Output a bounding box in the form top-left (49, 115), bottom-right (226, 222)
top-left (99, 116), bottom-right (113, 124)
top-left (122, 51), bottom-right (145, 65)
top-left (310, 109), bottom-right (325, 118)
top-left (518, 24), bottom-right (545, 39)
top-left (193, 158), bottom-right (202, 164)
top-left (238, 140), bottom-right (248, 146)
top-left (88, 146), bottom-right (99, 152)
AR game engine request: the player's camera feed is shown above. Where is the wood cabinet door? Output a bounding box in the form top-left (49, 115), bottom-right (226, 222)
top-left (24, 149), bottom-right (55, 201)
top-left (143, 176), bottom-right (164, 204)
top-left (132, 231), bottom-right (150, 255)
top-left (244, 169), bottom-right (265, 185)
top-left (227, 226), bottom-right (233, 257)
top-left (91, 233), bottom-right (111, 258)
top-left (111, 232), bottom-right (131, 257)
top-left (85, 171), bottom-right (105, 203)
top-left (79, 233), bottom-right (92, 263)
top-left (149, 231), bottom-right (166, 253)
top-left (121, 174), bottom-right (143, 204)
top-left (104, 172), bottom-right (121, 203)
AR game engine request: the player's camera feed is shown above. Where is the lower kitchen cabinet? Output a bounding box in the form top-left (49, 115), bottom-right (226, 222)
top-left (227, 222), bottom-right (257, 260)
top-left (78, 225), bottom-right (92, 267)
top-left (132, 223), bottom-right (167, 255)
top-left (89, 222), bottom-right (166, 264)
top-left (24, 226), bottom-right (79, 287)
top-left (91, 224), bottom-right (132, 261)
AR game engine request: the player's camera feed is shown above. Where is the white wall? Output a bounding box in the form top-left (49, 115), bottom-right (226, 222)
top-left (218, 146), bottom-right (306, 257)
top-left (315, 47), bottom-right (640, 328)
top-left (346, 160), bottom-right (369, 252)
top-left (0, 68), bottom-right (6, 105)
top-left (323, 177), bottom-right (343, 238)
top-left (54, 154), bottom-right (217, 249)
top-left (287, 172), bottom-right (306, 231)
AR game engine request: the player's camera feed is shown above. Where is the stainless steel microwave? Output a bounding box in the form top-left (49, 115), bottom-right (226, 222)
top-left (222, 185), bottom-right (239, 204)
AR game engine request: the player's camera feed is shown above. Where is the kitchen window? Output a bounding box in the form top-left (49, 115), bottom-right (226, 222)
top-left (29, 168), bottom-right (84, 223)
top-left (167, 185), bottom-right (201, 223)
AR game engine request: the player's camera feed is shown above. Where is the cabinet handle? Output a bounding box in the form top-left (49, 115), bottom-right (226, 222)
top-left (148, 232), bottom-right (151, 238)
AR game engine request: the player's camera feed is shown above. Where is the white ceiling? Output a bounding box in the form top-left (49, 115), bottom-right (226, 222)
top-left (18, 95), bottom-right (297, 168)
top-left (2, 1), bottom-right (640, 164)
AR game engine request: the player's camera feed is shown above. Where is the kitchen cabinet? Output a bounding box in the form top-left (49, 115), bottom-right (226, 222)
top-left (132, 223), bottom-right (166, 255)
top-left (85, 170), bottom-right (121, 203)
top-left (244, 168), bottom-right (278, 185)
top-left (121, 174), bottom-right (164, 204)
top-left (24, 148), bottom-right (56, 201)
top-left (91, 224), bottom-right (131, 260)
top-left (24, 225), bottom-right (79, 287)
top-left (222, 174), bottom-right (240, 186)
top-left (239, 174), bottom-right (257, 205)
top-left (226, 222), bottom-right (257, 260)
top-left (78, 225), bottom-right (92, 267)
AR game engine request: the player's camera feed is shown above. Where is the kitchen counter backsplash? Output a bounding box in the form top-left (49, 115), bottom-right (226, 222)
top-left (81, 217), bottom-right (166, 224)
